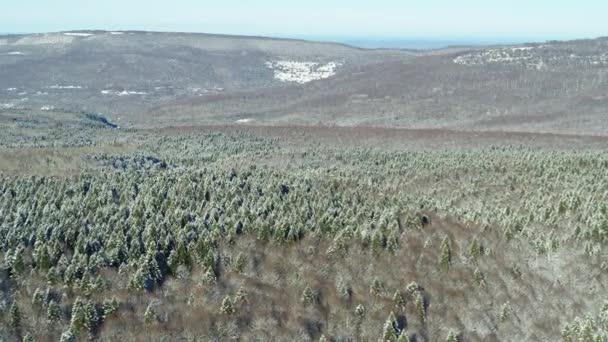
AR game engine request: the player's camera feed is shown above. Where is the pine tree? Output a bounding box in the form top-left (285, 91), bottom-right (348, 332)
top-left (32, 287), bottom-right (45, 308)
top-left (234, 287), bottom-right (247, 305)
top-left (69, 297), bottom-right (89, 334)
top-left (233, 253), bottom-right (245, 273)
top-left (355, 304), bottom-right (366, 318)
top-left (439, 236), bottom-right (452, 271)
top-left (371, 231), bottom-right (386, 252)
top-left (446, 331), bottom-right (459, 342)
top-left (499, 303), bottom-right (511, 323)
top-left (301, 285), bottom-right (316, 306)
top-left (220, 295), bottom-right (235, 315)
top-left (202, 268), bottom-right (217, 284)
top-left (47, 300), bottom-right (62, 325)
top-left (406, 281), bottom-right (420, 295)
top-left (9, 302), bottom-right (21, 330)
top-left (10, 247), bottom-right (25, 278)
top-left (392, 290), bottom-right (406, 308)
top-left (415, 293), bottom-right (426, 322)
top-left (469, 238), bottom-right (482, 261)
top-left (23, 333), bottom-right (34, 342)
top-left (382, 316), bottom-right (398, 342)
top-left (397, 332), bottom-right (410, 342)
top-left (59, 328), bottom-right (76, 342)
top-left (36, 245), bottom-right (51, 271)
top-left (103, 297), bottom-right (119, 319)
top-left (370, 278), bottom-right (385, 297)
top-left (144, 303), bottom-right (156, 324)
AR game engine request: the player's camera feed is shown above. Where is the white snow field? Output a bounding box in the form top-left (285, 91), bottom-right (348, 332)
top-left (265, 61), bottom-right (342, 84)
top-left (101, 90), bottom-right (147, 96)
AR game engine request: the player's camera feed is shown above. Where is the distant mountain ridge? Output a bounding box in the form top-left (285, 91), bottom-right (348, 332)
top-left (1, 31), bottom-right (608, 134)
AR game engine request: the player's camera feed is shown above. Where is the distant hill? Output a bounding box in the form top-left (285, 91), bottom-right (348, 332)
top-left (1, 31), bottom-right (608, 134)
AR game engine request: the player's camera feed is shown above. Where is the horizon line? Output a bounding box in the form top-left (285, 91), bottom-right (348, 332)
top-left (1, 29), bottom-right (606, 46)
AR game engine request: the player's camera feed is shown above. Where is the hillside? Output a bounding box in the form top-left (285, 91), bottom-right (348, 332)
top-left (2, 32), bottom-right (608, 134)
top-left (0, 31), bottom-right (409, 127)
top-left (153, 38), bottom-right (608, 134)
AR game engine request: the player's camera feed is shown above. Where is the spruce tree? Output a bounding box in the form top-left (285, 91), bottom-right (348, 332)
top-left (9, 302), bottom-right (21, 330)
top-left (469, 238), bottom-right (482, 261)
top-left (439, 236), bottom-right (452, 271)
top-left (69, 297), bottom-right (87, 334)
top-left (397, 332), bottom-right (411, 342)
top-left (355, 304), bottom-right (366, 318)
top-left (392, 290), bottom-right (406, 308)
top-left (32, 287), bottom-right (45, 308)
top-left (47, 300), bottom-right (62, 325)
top-left (103, 297), bottom-right (119, 319)
top-left (220, 295), bottom-right (235, 315)
top-left (415, 293), bottom-right (426, 322)
top-left (10, 247), bottom-right (25, 278)
top-left (59, 328), bottom-right (76, 342)
top-left (144, 303), bottom-right (156, 324)
top-left (382, 316), bottom-right (398, 342)
top-left (446, 331), bottom-right (459, 342)
top-left (234, 287), bottom-right (248, 305)
top-left (301, 285), bottom-right (316, 306)
top-left (370, 278), bottom-right (385, 297)
top-left (473, 267), bottom-right (485, 286)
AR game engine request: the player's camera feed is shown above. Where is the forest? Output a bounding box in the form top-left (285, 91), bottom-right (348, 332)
top-left (1, 117), bottom-right (607, 341)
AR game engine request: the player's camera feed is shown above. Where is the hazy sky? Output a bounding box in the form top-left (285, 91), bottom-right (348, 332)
top-left (1, 0), bottom-right (607, 40)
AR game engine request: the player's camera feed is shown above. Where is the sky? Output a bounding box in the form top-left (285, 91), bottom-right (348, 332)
top-left (1, 0), bottom-right (607, 42)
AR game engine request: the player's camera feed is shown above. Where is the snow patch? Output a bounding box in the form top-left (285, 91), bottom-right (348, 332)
top-left (188, 86), bottom-right (224, 95)
top-left (454, 45), bottom-right (608, 69)
top-left (101, 90), bottom-right (147, 96)
top-left (4, 51), bottom-right (25, 55)
top-left (265, 60), bottom-right (342, 84)
top-left (109, 32), bottom-right (125, 35)
top-left (49, 85), bottom-right (83, 89)
top-left (0, 103), bottom-right (14, 109)
top-left (235, 118), bottom-right (253, 124)
top-left (510, 47), bottom-right (534, 51)
top-left (6, 88), bottom-right (17, 91)
top-left (15, 34), bottom-right (75, 45)
top-left (40, 105), bottom-right (55, 111)
top-left (64, 32), bottom-right (94, 37)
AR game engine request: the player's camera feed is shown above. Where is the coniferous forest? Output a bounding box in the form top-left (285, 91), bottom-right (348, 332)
top-left (1, 111), bottom-right (607, 341)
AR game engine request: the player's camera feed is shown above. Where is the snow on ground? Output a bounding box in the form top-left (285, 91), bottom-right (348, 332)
top-left (235, 118), bottom-right (253, 124)
top-left (109, 32), bottom-right (125, 35)
top-left (15, 34), bottom-right (75, 45)
top-left (454, 45), bottom-right (608, 69)
top-left (40, 105), bottom-right (55, 111)
top-left (48, 85), bottom-right (83, 89)
top-left (454, 47), bottom-right (539, 67)
top-left (4, 51), bottom-right (25, 55)
top-left (64, 32), bottom-right (94, 37)
top-left (101, 90), bottom-right (147, 96)
top-left (0, 103), bottom-right (15, 109)
top-left (5, 88), bottom-right (17, 91)
top-left (188, 86), bottom-right (224, 96)
top-left (265, 61), bottom-right (342, 84)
